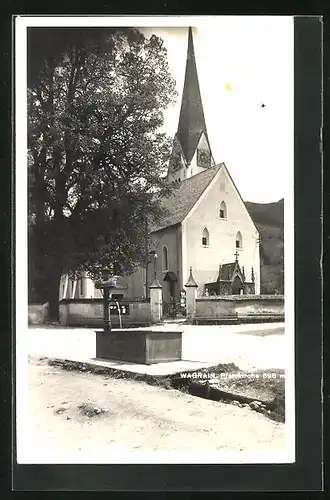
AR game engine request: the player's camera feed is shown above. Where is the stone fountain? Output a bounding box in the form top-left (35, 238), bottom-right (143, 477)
top-left (94, 266), bottom-right (182, 365)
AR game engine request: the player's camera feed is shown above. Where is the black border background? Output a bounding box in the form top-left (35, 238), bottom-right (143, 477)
top-left (3, 13), bottom-right (323, 492)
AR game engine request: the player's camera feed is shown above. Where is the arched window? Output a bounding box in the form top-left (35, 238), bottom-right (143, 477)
top-left (162, 246), bottom-right (168, 271)
top-left (235, 231), bottom-right (243, 249)
top-left (219, 201), bottom-right (227, 219)
top-left (202, 227), bottom-right (210, 247)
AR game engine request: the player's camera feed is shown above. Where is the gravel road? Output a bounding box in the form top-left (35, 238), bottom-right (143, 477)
top-left (24, 357), bottom-right (285, 462)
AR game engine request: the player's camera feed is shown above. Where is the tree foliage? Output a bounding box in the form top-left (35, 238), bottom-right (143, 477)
top-left (28, 27), bottom-right (177, 315)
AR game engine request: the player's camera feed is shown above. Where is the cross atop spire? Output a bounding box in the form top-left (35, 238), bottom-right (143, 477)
top-left (234, 250), bottom-right (239, 262)
top-left (176, 27), bottom-right (211, 165)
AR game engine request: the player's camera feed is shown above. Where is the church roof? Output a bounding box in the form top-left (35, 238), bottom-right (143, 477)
top-left (218, 263), bottom-right (237, 281)
top-left (218, 261), bottom-right (246, 282)
top-left (150, 165), bottom-right (221, 233)
top-left (177, 27), bottom-right (212, 164)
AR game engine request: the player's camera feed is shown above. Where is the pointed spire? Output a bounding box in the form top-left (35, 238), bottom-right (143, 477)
top-left (242, 266), bottom-right (246, 282)
top-left (251, 267), bottom-right (255, 283)
top-left (176, 27), bottom-right (211, 165)
top-left (149, 278), bottom-right (162, 289)
top-left (185, 266), bottom-right (198, 288)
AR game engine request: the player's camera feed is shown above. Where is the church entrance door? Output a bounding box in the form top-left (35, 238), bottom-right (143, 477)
top-left (162, 271), bottom-right (183, 319)
top-left (231, 275), bottom-right (243, 295)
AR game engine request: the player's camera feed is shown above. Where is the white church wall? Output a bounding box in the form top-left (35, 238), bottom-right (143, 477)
top-left (153, 226), bottom-right (179, 276)
top-left (59, 273), bottom-right (97, 300)
top-left (124, 225), bottom-right (181, 299)
top-left (121, 266), bottom-right (145, 299)
top-left (184, 166), bottom-right (260, 295)
top-left (154, 225), bottom-right (181, 299)
top-left (59, 275), bottom-right (68, 300)
top-left (84, 275), bottom-right (96, 299)
top-left (59, 274), bottom-right (130, 301)
top-left (177, 225), bottom-right (183, 291)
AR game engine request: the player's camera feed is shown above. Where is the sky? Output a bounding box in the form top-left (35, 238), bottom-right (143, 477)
top-left (19, 16), bottom-right (293, 205)
top-left (141, 19), bottom-right (294, 203)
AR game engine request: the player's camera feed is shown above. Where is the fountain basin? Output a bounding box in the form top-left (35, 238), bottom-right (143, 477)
top-left (95, 329), bottom-right (182, 365)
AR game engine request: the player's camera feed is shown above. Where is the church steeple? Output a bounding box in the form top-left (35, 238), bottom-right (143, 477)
top-left (167, 27), bottom-right (214, 183)
top-left (176, 27), bottom-right (212, 165)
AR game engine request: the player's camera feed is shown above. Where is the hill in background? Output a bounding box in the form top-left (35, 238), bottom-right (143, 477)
top-left (245, 199), bottom-right (284, 294)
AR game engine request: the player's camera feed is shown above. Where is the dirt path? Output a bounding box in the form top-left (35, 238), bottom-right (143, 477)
top-left (26, 358), bottom-right (285, 459)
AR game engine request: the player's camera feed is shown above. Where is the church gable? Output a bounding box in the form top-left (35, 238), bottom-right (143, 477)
top-left (183, 163), bottom-right (256, 232)
top-left (150, 166), bottom-right (220, 233)
top-left (219, 164), bottom-right (258, 234)
top-left (167, 135), bottom-right (187, 183)
top-left (183, 163), bottom-right (260, 288)
top-left (183, 164), bottom-right (258, 242)
top-left (169, 136), bottom-right (186, 171)
top-left (187, 131), bottom-right (215, 177)
top-left (196, 132), bottom-right (212, 166)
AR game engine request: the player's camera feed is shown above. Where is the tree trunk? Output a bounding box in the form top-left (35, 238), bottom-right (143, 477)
top-left (28, 238), bottom-right (49, 303)
top-left (29, 228), bottom-right (64, 321)
top-left (46, 265), bottom-right (63, 322)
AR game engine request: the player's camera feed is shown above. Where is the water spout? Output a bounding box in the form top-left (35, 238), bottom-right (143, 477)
top-left (115, 300), bottom-right (122, 329)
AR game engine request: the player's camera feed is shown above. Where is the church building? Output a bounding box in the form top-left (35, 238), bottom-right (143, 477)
top-left (59, 27), bottom-right (260, 302)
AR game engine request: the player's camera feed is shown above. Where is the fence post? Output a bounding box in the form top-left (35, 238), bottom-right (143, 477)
top-left (149, 278), bottom-right (162, 323)
top-left (185, 267), bottom-right (198, 321)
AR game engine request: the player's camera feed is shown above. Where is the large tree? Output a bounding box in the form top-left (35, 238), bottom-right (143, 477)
top-left (28, 27), bottom-right (177, 319)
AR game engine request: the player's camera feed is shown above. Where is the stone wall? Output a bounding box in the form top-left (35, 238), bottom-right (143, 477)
top-left (28, 303), bottom-right (49, 325)
top-left (59, 298), bottom-right (152, 327)
top-left (195, 295), bottom-right (284, 321)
